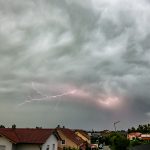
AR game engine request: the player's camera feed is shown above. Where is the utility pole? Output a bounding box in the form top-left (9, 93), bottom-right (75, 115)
top-left (114, 121), bottom-right (120, 132)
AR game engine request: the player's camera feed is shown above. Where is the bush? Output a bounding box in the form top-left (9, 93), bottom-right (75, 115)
top-left (130, 139), bottom-right (142, 147)
top-left (63, 147), bottom-right (79, 150)
top-left (109, 133), bottom-right (130, 150)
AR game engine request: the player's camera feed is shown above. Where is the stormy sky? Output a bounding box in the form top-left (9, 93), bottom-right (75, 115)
top-left (0, 0), bottom-right (150, 130)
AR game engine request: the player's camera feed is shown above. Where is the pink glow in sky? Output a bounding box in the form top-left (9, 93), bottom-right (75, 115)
top-left (18, 82), bottom-right (125, 112)
top-left (98, 96), bottom-right (123, 110)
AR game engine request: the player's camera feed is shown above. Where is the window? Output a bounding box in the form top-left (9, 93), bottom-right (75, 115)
top-left (62, 140), bottom-right (65, 145)
top-left (0, 145), bottom-right (6, 150)
top-left (46, 145), bottom-right (49, 150)
top-left (52, 144), bottom-right (55, 150)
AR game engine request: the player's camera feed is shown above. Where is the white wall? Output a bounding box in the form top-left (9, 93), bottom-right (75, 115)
top-left (0, 136), bottom-right (12, 150)
top-left (42, 134), bottom-right (58, 150)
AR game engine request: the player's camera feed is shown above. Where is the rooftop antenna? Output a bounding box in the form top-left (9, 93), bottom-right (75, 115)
top-left (114, 121), bottom-right (120, 132)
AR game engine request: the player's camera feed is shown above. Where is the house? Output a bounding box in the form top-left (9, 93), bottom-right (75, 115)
top-left (75, 130), bottom-right (91, 144)
top-left (0, 128), bottom-right (61, 150)
top-left (128, 132), bottom-right (150, 141)
top-left (56, 127), bottom-right (85, 150)
top-left (140, 134), bottom-right (150, 141)
top-left (127, 132), bottom-right (142, 140)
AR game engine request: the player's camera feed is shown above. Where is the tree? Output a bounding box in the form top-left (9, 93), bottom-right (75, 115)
top-left (127, 129), bottom-right (131, 133)
top-left (130, 138), bottom-right (143, 147)
top-left (137, 125), bottom-right (143, 133)
top-left (109, 133), bottom-right (129, 150)
top-left (12, 124), bottom-right (16, 129)
top-left (131, 127), bottom-right (136, 132)
top-left (128, 123), bottom-right (150, 134)
top-left (0, 125), bottom-right (5, 128)
top-left (143, 124), bottom-right (148, 133)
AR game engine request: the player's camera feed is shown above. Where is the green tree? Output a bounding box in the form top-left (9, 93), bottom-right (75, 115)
top-left (110, 133), bottom-right (129, 150)
top-left (131, 127), bottom-right (136, 132)
top-left (128, 123), bottom-right (150, 134)
top-left (130, 138), bottom-right (143, 147)
top-left (137, 125), bottom-right (143, 133)
top-left (143, 124), bottom-right (148, 133)
top-left (0, 125), bottom-right (5, 128)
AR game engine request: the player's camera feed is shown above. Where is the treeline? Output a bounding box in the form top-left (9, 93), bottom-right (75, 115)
top-left (104, 132), bottom-right (129, 150)
top-left (128, 124), bottom-right (150, 133)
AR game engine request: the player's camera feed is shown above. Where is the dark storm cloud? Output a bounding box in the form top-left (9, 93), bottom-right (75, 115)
top-left (0, 0), bottom-right (150, 129)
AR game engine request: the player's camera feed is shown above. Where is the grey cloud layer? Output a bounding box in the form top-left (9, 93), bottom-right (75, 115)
top-left (0, 0), bottom-right (150, 129)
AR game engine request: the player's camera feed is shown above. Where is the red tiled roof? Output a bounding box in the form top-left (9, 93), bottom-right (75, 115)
top-left (0, 128), bottom-right (54, 144)
top-left (0, 128), bottom-right (19, 143)
top-left (57, 128), bottom-right (84, 146)
top-left (128, 132), bottom-right (142, 137)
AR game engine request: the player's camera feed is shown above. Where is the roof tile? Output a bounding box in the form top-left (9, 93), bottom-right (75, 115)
top-left (0, 128), bottom-right (54, 144)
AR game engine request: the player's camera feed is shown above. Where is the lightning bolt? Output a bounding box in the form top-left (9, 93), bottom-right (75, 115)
top-left (17, 89), bottom-right (76, 107)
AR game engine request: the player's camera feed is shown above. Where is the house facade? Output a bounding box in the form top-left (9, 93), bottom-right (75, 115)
top-left (56, 128), bottom-right (85, 150)
top-left (0, 128), bottom-right (60, 150)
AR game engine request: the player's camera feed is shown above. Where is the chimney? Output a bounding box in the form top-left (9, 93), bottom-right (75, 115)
top-left (12, 124), bottom-right (16, 129)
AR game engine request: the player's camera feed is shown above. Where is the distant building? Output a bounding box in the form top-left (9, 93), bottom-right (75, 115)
top-left (141, 134), bottom-right (150, 141)
top-left (127, 132), bottom-right (142, 140)
top-left (127, 132), bottom-right (150, 141)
